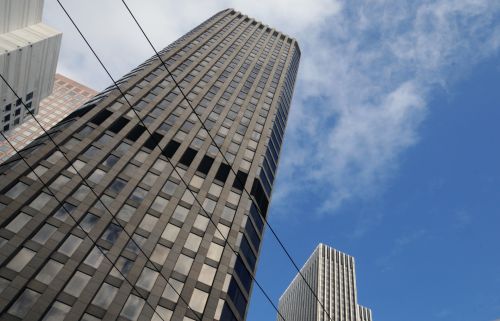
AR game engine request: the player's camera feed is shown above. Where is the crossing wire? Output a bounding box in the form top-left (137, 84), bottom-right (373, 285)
top-left (53, 1), bottom-right (287, 320)
top-left (119, 1), bottom-right (334, 320)
top-left (0, 121), bottom-right (171, 321)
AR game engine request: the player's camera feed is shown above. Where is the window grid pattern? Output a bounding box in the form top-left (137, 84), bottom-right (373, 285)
top-left (0, 9), bottom-right (300, 321)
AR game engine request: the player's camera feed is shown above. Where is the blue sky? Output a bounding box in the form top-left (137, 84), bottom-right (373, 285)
top-left (248, 54), bottom-right (500, 321)
top-left (43, 1), bottom-right (500, 320)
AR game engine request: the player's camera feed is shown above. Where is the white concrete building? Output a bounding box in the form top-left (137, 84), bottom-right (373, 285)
top-left (0, 0), bottom-right (62, 132)
top-left (278, 244), bottom-right (373, 321)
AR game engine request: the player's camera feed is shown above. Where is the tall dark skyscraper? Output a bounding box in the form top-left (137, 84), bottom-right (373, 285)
top-left (0, 8), bottom-right (299, 321)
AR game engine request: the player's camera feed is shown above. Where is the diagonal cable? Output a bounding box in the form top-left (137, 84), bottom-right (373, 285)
top-left (51, 1), bottom-right (287, 319)
top-left (119, 1), bottom-right (332, 319)
top-left (0, 130), bottom-right (171, 321)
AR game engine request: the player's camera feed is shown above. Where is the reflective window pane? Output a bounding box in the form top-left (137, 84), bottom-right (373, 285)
top-left (7, 248), bottom-right (36, 272)
top-left (84, 246), bottom-right (106, 268)
top-left (8, 289), bottom-right (40, 318)
top-left (80, 213), bottom-right (99, 233)
top-left (92, 283), bottom-right (118, 309)
top-left (162, 278), bottom-right (184, 301)
top-left (198, 264), bottom-right (216, 286)
top-left (30, 192), bottom-right (52, 210)
top-left (42, 301), bottom-right (71, 321)
top-left (5, 181), bottom-right (28, 199)
top-left (174, 254), bottom-right (193, 275)
top-left (136, 268), bottom-right (159, 291)
top-left (139, 214), bottom-right (158, 232)
top-left (110, 257), bottom-right (133, 279)
top-left (120, 294), bottom-right (145, 321)
top-left (58, 235), bottom-right (83, 256)
top-left (189, 288), bottom-right (208, 313)
top-left (151, 244), bottom-right (170, 265)
top-left (5, 212), bottom-right (31, 233)
top-left (36, 260), bottom-right (63, 284)
top-left (162, 224), bottom-right (180, 242)
top-left (32, 224), bottom-right (57, 244)
top-left (64, 271), bottom-right (91, 297)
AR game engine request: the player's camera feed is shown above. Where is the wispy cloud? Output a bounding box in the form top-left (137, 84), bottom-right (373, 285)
top-left (376, 228), bottom-right (428, 271)
top-left (43, 0), bottom-right (500, 213)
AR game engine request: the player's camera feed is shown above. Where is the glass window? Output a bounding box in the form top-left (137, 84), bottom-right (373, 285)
top-left (120, 295), bottom-right (145, 321)
top-left (73, 185), bottom-right (91, 201)
top-left (139, 214), bottom-right (158, 232)
top-left (184, 233), bottom-right (202, 252)
top-left (123, 163), bottom-right (138, 177)
top-left (102, 223), bottom-right (122, 243)
top-left (174, 254), bottom-right (193, 275)
top-left (102, 154), bottom-right (119, 167)
top-left (117, 204), bottom-right (136, 222)
top-left (134, 151), bottom-right (148, 162)
top-left (125, 234), bottom-right (146, 254)
top-left (172, 205), bottom-right (190, 222)
top-left (88, 169), bottom-right (106, 184)
top-left (36, 259), bottom-right (63, 284)
top-left (198, 264), bottom-right (216, 286)
top-left (5, 181), bottom-right (28, 199)
top-left (84, 246), bottom-right (107, 268)
top-left (136, 268), bottom-right (159, 291)
top-left (181, 190), bottom-right (195, 205)
top-left (82, 314), bottom-right (101, 321)
top-left (131, 187), bottom-right (147, 202)
top-left (46, 151), bottom-right (63, 164)
top-left (67, 159), bottom-right (86, 174)
top-left (80, 213), bottom-right (99, 233)
top-left (32, 224), bottom-right (57, 244)
top-left (227, 191), bottom-right (241, 205)
top-left (189, 288), bottom-right (208, 313)
top-left (221, 206), bottom-right (236, 222)
top-left (29, 192), bottom-right (52, 210)
top-left (189, 175), bottom-right (204, 189)
top-left (208, 183), bottom-right (222, 197)
top-left (27, 164), bottom-right (49, 180)
top-left (142, 172), bottom-right (159, 186)
top-left (7, 248), bottom-right (36, 271)
top-left (50, 175), bottom-right (70, 190)
top-left (8, 289), bottom-right (40, 318)
top-left (5, 212), bottom-right (31, 233)
top-left (110, 257), bottom-right (133, 279)
top-left (64, 271), bottom-right (91, 297)
top-left (41, 301), bottom-right (71, 321)
top-left (162, 278), bottom-right (184, 301)
top-left (53, 202), bottom-right (76, 221)
top-left (193, 215), bottom-right (209, 231)
top-left (162, 224), bottom-right (180, 242)
top-left (202, 199), bottom-right (216, 214)
top-left (207, 243), bottom-right (224, 262)
top-left (151, 306), bottom-right (173, 321)
top-left (215, 223), bottom-right (230, 240)
top-left (92, 283), bottom-right (118, 309)
top-left (153, 159), bottom-right (168, 172)
top-left (58, 235), bottom-right (83, 257)
top-left (161, 180), bottom-right (178, 195)
top-left (109, 177), bottom-right (127, 194)
top-left (151, 196), bottom-right (168, 212)
top-left (151, 244), bottom-right (169, 265)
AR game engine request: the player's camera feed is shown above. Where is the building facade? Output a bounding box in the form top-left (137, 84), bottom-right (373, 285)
top-left (0, 0), bottom-right (62, 133)
top-left (278, 244), bottom-right (373, 321)
top-left (0, 8), bottom-right (299, 321)
top-left (0, 74), bottom-right (97, 163)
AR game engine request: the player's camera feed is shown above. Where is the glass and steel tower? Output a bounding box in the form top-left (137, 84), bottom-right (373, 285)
top-left (0, 8), bottom-right (299, 321)
top-left (277, 244), bottom-right (373, 321)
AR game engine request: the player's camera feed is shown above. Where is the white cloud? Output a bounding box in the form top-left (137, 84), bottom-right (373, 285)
top-left (43, 0), bottom-right (500, 213)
